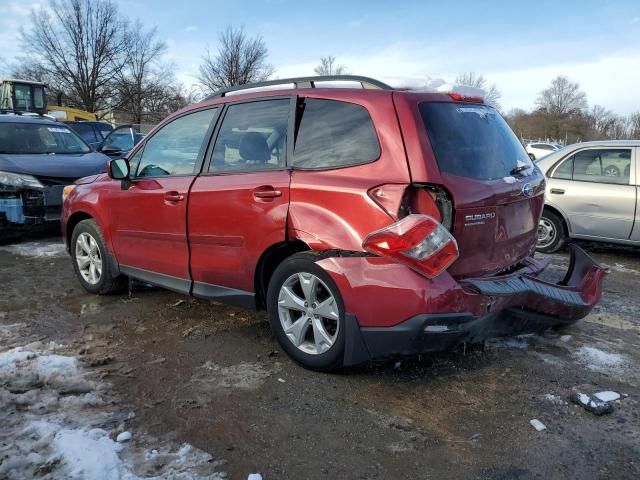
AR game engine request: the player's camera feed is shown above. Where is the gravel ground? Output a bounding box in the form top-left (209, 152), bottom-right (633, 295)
top-left (1, 233), bottom-right (639, 480)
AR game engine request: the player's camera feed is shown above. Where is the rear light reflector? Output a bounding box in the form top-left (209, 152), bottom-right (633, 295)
top-left (362, 214), bottom-right (459, 278)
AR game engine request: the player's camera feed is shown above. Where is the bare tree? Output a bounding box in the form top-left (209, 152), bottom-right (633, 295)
top-left (19, 0), bottom-right (129, 113)
top-left (455, 72), bottom-right (501, 110)
top-left (628, 112), bottom-right (640, 139)
top-left (536, 76), bottom-right (587, 116)
top-left (197, 26), bottom-right (274, 92)
top-left (114, 21), bottom-right (168, 124)
top-left (588, 105), bottom-right (617, 139)
top-left (314, 56), bottom-right (348, 76)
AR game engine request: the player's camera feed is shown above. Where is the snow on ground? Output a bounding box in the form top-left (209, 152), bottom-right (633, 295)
top-left (572, 345), bottom-right (627, 374)
top-left (0, 241), bottom-right (67, 258)
top-left (0, 324), bottom-right (226, 479)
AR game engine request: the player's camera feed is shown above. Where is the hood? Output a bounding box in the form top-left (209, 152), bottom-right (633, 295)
top-left (0, 152), bottom-right (109, 179)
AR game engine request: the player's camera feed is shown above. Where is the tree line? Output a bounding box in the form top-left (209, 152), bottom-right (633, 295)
top-left (4, 0), bottom-right (639, 142)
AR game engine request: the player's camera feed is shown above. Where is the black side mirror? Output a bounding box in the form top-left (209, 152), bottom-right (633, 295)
top-left (108, 158), bottom-right (130, 180)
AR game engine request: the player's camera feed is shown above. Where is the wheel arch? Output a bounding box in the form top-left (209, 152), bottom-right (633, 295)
top-left (66, 211), bottom-right (94, 250)
top-left (542, 204), bottom-right (571, 236)
top-left (254, 240), bottom-right (311, 309)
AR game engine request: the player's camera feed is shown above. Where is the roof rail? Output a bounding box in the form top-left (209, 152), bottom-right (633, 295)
top-left (205, 75), bottom-right (393, 99)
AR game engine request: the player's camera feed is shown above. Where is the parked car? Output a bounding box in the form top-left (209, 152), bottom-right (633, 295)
top-left (526, 142), bottom-right (562, 160)
top-left (95, 125), bottom-right (144, 158)
top-left (0, 115), bottom-right (108, 229)
top-left (61, 75), bottom-right (606, 370)
top-left (64, 121), bottom-right (113, 150)
top-left (535, 140), bottom-right (639, 252)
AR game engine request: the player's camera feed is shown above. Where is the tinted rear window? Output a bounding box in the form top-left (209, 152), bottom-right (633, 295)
top-left (293, 99), bottom-right (380, 169)
top-left (420, 102), bottom-right (531, 180)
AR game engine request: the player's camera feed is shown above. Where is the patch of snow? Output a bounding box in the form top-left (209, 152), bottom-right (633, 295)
top-left (0, 324), bottom-right (226, 479)
top-left (559, 335), bottom-right (572, 342)
top-left (612, 263), bottom-right (640, 275)
top-left (544, 394), bottom-right (565, 405)
top-left (530, 419), bottom-right (546, 431)
top-left (0, 240), bottom-right (66, 258)
top-left (117, 431), bottom-right (132, 443)
top-left (248, 474), bottom-right (263, 480)
top-left (594, 391), bottom-right (621, 402)
top-left (277, 377), bottom-right (286, 383)
top-left (502, 176), bottom-right (517, 184)
top-left (573, 346), bottom-right (626, 373)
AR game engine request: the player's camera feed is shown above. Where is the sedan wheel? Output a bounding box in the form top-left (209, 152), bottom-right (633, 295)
top-left (537, 218), bottom-right (556, 250)
top-left (277, 272), bottom-right (340, 355)
top-left (75, 232), bottom-right (102, 285)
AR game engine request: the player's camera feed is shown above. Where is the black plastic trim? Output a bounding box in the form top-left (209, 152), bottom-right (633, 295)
top-left (120, 265), bottom-right (191, 294)
top-left (192, 281), bottom-right (256, 310)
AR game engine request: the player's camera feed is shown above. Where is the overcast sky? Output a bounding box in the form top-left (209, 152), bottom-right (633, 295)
top-left (2, 0), bottom-right (639, 114)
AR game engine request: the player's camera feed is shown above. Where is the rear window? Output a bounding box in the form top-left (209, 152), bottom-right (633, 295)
top-left (420, 102), bottom-right (532, 180)
top-left (293, 99), bottom-right (380, 169)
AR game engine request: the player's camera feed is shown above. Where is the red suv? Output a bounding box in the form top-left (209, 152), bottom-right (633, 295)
top-left (61, 75), bottom-right (607, 370)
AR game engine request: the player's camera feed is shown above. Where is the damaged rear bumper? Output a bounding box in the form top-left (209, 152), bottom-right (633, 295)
top-left (332, 245), bottom-right (608, 365)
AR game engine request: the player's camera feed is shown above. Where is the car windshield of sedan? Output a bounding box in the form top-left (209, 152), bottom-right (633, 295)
top-left (0, 122), bottom-right (91, 155)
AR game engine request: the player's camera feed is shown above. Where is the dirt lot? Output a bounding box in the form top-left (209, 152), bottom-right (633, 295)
top-left (1, 232), bottom-right (639, 479)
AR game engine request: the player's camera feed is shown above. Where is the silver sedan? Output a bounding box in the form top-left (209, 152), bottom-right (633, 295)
top-left (535, 140), bottom-right (639, 252)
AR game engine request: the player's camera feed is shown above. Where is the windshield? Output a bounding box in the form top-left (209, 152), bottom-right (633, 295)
top-left (0, 123), bottom-right (91, 155)
top-left (420, 102), bottom-right (533, 180)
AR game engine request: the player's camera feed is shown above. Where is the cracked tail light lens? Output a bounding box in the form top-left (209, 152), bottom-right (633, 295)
top-left (362, 214), bottom-right (459, 278)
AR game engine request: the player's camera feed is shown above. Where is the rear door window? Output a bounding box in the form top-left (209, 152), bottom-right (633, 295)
top-left (420, 102), bottom-right (532, 180)
top-left (293, 98), bottom-right (380, 169)
top-left (555, 149), bottom-right (632, 185)
top-left (209, 99), bottom-right (289, 172)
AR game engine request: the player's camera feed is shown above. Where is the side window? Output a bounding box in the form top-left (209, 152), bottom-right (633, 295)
top-left (572, 149), bottom-right (631, 185)
top-left (73, 124), bottom-right (98, 143)
top-left (293, 99), bottom-right (380, 169)
top-left (137, 109), bottom-right (217, 177)
top-left (551, 157), bottom-right (573, 179)
top-left (209, 100), bottom-right (289, 172)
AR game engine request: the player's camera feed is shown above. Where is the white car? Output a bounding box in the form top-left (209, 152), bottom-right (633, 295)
top-left (526, 142), bottom-right (562, 160)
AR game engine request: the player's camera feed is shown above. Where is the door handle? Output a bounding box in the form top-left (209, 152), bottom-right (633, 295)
top-left (165, 191), bottom-right (185, 202)
top-left (253, 189), bottom-right (282, 199)
top-left (550, 188), bottom-right (565, 195)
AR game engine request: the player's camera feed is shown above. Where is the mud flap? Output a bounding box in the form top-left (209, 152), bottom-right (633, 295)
top-left (343, 314), bottom-right (371, 366)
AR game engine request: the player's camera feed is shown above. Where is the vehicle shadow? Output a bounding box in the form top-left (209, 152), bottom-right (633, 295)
top-left (0, 225), bottom-right (62, 246)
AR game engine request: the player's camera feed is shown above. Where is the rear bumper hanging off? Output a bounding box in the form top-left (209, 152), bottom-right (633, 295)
top-left (338, 245), bottom-right (608, 365)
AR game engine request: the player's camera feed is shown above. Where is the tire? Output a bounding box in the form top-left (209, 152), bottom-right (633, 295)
top-left (266, 252), bottom-right (346, 371)
top-left (536, 211), bottom-right (566, 253)
top-left (71, 219), bottom-right (125, 294)
top-left (528, 153), bottom-right (536, 161)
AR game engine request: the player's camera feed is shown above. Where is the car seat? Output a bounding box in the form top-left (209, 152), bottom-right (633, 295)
top-left (239, 132), bottom-right (270, 164)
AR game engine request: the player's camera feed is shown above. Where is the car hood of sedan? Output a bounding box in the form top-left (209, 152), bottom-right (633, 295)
top-left (0, 152), bottom-right (109, 179)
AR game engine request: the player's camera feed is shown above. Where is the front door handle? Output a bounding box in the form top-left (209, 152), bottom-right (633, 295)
top-left (165, 191), bottom-right (185, 202)
top-left (253, 188), bottom-right (282, 200)
top-left (550, 188), bottom-right (565, 195)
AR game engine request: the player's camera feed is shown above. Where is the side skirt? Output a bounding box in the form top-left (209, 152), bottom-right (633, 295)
top-left (120, 265), bottom-right (191, 294)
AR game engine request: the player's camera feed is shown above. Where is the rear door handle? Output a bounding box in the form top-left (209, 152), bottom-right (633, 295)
top-left (165, 191), bottom-right (185, 202)
top-left (550, 188), bottom-right (565, 195)
top-left (253, 188), bottom-right (282, 199)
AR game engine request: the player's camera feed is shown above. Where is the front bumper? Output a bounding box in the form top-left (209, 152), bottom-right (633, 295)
top-left (318, 245), bottom-right (607, 365)
top-left (0, 185), bottom-right (64, 228)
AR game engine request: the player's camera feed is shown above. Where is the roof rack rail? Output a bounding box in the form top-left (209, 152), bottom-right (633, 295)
top-left (206, 75), bottom-right (393, 99)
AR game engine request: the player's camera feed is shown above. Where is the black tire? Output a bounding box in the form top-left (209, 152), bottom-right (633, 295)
top-left (266, 252), bottom-right (346, 371)
top-left (71, 219), bottom-right (125, 294)
top-left (528, 153), bottom-right (536, 161)
top-left (536, 210), bottom-right (566, 253)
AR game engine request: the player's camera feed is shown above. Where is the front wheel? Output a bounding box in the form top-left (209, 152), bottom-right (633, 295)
top-left (536, 211), bottom-right (566, 253)
top-left (71, 219), bottom-right (125, 294)
top-left (267, 253), bottom-right (346, 371)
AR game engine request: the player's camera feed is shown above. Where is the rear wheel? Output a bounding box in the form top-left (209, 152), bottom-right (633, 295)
top-left (537, 211), bottom-right (566, 253)
top-left (71, 219), bottom-right (125, 294)
top-left (267, 253), bottom-right (345, 371)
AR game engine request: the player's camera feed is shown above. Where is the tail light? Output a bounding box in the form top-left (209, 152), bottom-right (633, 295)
top-left (362, 214), bottom-right (459, 278)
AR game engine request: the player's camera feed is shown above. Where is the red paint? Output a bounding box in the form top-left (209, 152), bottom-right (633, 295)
top-left (62, 84), bottom-right (604, 335)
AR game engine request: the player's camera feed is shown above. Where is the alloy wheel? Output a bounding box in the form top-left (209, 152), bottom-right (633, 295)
top-left (75, 232), bottom-right (102, 285)
top-left (277, 272), bottom-right (340, 355)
